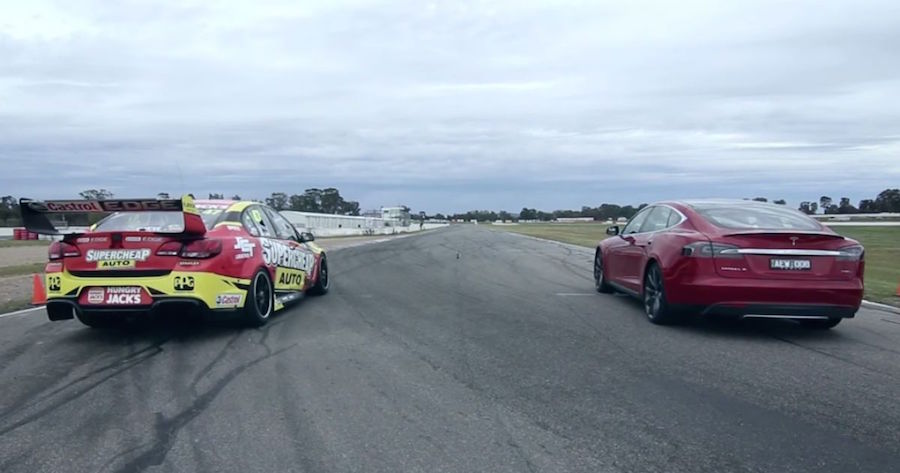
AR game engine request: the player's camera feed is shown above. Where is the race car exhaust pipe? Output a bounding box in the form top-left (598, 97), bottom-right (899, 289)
top-left (46, 301), bottom-right (76, 321)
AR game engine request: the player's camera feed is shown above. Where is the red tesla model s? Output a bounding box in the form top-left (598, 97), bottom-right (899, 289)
top-left (594, 200), bottom-right (864, 329)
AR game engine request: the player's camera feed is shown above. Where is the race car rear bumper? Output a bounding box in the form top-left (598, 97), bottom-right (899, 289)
top-left (44, 270), bottom-right (251, 315)
top-left (46, 297), bottom-right (242, 320)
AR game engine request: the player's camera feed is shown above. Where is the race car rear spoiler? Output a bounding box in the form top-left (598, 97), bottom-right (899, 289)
top-left (19, 195), bottom-right (206, 236)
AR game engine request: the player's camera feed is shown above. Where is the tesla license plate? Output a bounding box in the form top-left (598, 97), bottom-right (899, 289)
top-left (769, 258), bottom-right (811, 271)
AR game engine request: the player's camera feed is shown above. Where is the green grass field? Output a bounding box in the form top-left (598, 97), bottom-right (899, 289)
top-left (0, 262), bottom-right (47, 277)
top-left (0, 298), bottom-right (31, 313)
top-left (495, 223), bottom-right (899, 306)
top-left (0, 239), bottom-right (50, 248)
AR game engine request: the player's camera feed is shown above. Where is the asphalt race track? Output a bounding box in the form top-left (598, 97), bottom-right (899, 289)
top-left (1, 225), bottom-right (899, 473)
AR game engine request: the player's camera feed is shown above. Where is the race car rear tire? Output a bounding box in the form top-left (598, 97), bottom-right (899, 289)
top-left (76, 311), bottom-right (121, 329)
top-left (308, 256), bottom-right (330, 296)
top-left (244, 269), bottom-right (274, 327)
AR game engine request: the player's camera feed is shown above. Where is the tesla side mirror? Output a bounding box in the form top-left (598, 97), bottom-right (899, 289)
top-left (299, 232), bottom-right (315, 242)
top-left (606, 226), bottom-right (620, 236)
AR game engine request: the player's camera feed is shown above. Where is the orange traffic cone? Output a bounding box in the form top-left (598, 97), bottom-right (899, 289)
top-left (896, 281), bottom-right (900, 297)
top-left (31, 274), bottom-right (46, 305)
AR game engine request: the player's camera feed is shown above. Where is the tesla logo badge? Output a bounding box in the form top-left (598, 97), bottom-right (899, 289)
top-left (790, 236), bottom-right (799, 246)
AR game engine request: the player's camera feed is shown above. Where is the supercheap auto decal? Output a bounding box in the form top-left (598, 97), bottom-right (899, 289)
top-left (261, 238), bottom-right (314, 272)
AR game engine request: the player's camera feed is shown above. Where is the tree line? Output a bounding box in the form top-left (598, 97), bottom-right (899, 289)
top-left (442, 188), bottom-right (900, 223)
top-left (798, 189), bottom-right (900, 215)
top-left (445, 204), bottom-right (648, 223)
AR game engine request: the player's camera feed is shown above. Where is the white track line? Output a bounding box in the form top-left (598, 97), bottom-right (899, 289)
top-left (0, 305), bottom-right (43, 319)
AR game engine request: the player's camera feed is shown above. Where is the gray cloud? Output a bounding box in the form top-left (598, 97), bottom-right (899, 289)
top-left (1, 0), bottom-right (898, 212)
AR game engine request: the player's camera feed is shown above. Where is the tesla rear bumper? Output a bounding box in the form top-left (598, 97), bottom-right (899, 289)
top-left (699, 303), bottom-right (858, 319)
top-left (666, 276), bottom-right (863, 318)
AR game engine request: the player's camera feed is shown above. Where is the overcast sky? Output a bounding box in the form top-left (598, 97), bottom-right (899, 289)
top-left (1, 0), bottom-right (898, 213)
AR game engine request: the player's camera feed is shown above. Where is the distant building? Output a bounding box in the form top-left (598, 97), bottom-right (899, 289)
top-left (555, 217), bottom-right (595, 223)
top-left (381, 206), bottom-right (411, 226)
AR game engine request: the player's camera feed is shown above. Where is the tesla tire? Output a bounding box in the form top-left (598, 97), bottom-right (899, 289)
top-left (594, 252), bottom-right (613, 294)
top-left (643, 263), bottom-right (681, 325)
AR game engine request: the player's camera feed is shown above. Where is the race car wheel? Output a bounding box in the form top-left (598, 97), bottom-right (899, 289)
top-left (594, 252), bottom-right (613, 293)
top-left (643, 263), bottom-right (680, 325)
top-left (76, 311), bottom-right (120, 329)
top-left (308, 256), bottom-right (330, 296)
top-left (244, 270), bottom-right (274, 327)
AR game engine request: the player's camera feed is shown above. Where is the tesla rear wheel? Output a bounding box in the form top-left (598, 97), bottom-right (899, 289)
top-left (244, 270), bottom-right (274, 327)
top-left (643, 263), bottom-right (680, 325)
top-left (594, 252), bottom-right (613, 293)
top-left (308, 256), bottom-right (330, 296)
top-left (800, 318), bottom-right (841, 330)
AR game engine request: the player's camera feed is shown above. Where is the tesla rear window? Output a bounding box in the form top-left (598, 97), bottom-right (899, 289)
top-left (693, 204), bottom-right (822, 231)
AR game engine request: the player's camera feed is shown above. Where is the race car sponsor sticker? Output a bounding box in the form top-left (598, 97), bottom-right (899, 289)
top-left (81, 287), bottom-right (150, 305)
top-left (261, 239), bottom-right (314, 272)
top-left (234, 237), bottom-right (256, 258)
top-left (178, 260), bottom-right (200, 266)
top-left (101, 200), bottom-right (180, 212)
top-left (174, 275), bottom-right (195, 291)
top-left (77, 236), bottom-right (109, 243)
top-left (87, 288), bottom-right (105, 304)
top-left (32, 201), bottom-right (103, 213)
top-left (275, 267), bottom-right (305, 289)
top-left (124, 236), bottom-right (164, 242)
top-left (215, 293), bottom-right (243, 308)
top-left (47, 275), bottom-right (61, 292)
top-left (85, 248), bottom-right (151, 262)
top-left (97, 260), bottom-right (136, 269)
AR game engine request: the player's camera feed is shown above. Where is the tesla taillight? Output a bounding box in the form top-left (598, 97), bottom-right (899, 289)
top-left (156, 241), bottom-right (182, 256)
top-left (837, 245), bottom-right (865, 261)
top-left (49, 241), bottom-right (80, 260)
top-left (180, 239), bottom-right (222, 259)
top-left (682, 242), bottom-right (742, 259)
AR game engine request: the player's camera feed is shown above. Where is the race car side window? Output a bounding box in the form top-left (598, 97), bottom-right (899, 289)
top-left (264, 207), bottom-right (300, 242)
top-left (248, 206), bottom-right (275, 238)
top-left (241, 210), bottom-right (261, 237)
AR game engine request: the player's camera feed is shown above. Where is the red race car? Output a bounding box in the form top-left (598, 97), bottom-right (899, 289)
top-left (594, 200), bottom-right (864, 329)
top-left (20, 196), bottom-right (329, 328)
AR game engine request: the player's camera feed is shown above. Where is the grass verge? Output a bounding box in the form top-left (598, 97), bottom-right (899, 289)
top-left (0, 262), bottom-right (46, 277)
top-left (0, 298), bottom-right (32, 313)
top-left (0, 239), bottom-right (50, 248)
top-left (495, 223), bottom-right (899, 306)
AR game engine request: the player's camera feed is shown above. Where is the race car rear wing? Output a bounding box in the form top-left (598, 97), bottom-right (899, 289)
top-left (19, 195), bottom-right (206, 236)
